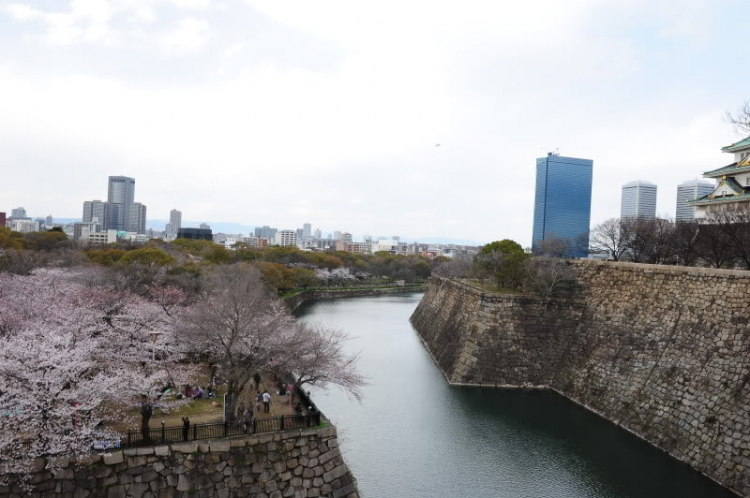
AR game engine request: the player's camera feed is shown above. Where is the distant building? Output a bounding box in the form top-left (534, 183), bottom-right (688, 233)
top-left (74, 221), bottom-right (103, 240)
top-left (128, 202), bottom-right (147, 234)
top-left (85, 230), bottom-right (117, 245)
top-left (241, 236), bottom-right (261, 247)
top-left (275, 230), bottom-right (298, 247)
top-left (0, 212), bottom-right (5, 227)
top-left (314, 228), bottom-right (321, 239)
top-left (107, 176), bottom-right (136, 231)
top-left (303, 223), bottom-right (312, 238)
top-left (45, 215), bottom-right (53, 227)
top-left (178, 228), bottom-right (212, 240)
top-left (83, 200), bottom-right (109, 226)
top-left (11, 219), bottom-right (38, 233)
top-left (689, 136), bottom-right (750, 218)
top-left (169, 209), bottom-right (182, 235)
top-left (11, 207), bottom-right (27, 219)
top-left (676, 180), bottom-right (714, 221)
top-left (333, 231), bottom-right (342, 241)
top-left (199, 223), bottom-right (211, 230)
top-left (342, 232), bottom-right (352, 243)
top-left (254, 225), bottom-right (277, 240)
top-left (531, 153), bottom-right (593, 257)
top-left (621, 180), bottom-right (657, 219)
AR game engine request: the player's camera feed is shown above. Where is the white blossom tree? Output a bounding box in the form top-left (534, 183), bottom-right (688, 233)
top-left (180, 265), bottom-right (365, 420)
top-left (0, 268), bottom-right (195, 481)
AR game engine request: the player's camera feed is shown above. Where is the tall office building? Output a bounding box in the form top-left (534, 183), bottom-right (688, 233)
top-left (10, 207), bottom-right (28, 219)
top-left (676, 180), bottom-right (714, 221)
top-left (532, 153), bottom-right (593, 258)
top-left (107, 176), bottom-right (136, 231)
top-left (314, 228), bottom-right (322, 239)
top-left (169, 209), bottom-right (182, 234)
top-left (128, 202), bottom-right (147, 234)
top-left (303, 223), bottom-right (312, 238)
top-left (333, 231), bottom-right (342, 241)
top-left (621, 181), bottom-right (657, 219)
top-left (83, 200), bottom-right (110, 225)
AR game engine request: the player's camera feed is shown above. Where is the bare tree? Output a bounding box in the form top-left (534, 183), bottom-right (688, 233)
top-left (644, 218), bottom-right (675, 264)
top-left (180, 264), bottom-right (364, 420)
top-left (727, 100), bottom-right (750, 134)
top-left (535, 235), bottom-right (571, 258)
top-left (672, 220), bottom-right (701, 266)
top-left (622, 217), bottom-right (657, 263)
top-left (706, 207), bottom-right (750, 269)
top-left (433, 254), bottom-right (473, 279)
top-left (694, 222), bottom-right (735, 268)
top-left (589, 218), bottom-right (629, 261)
top-left (523, 257), bottom-right (577, 301)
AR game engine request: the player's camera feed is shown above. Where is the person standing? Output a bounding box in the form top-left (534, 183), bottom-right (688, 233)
top-left (255, 391), bottom-right (262, 414)
top-left (253, 372), bottom-right (261, 390)
top-left (182, 417), bottom-right (190, 441)
top-left (262, 391), bottom-right (271, 413)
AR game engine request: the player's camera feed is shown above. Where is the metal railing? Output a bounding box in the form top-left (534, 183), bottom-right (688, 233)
top-left (120, 412), bottom-right (323, 449)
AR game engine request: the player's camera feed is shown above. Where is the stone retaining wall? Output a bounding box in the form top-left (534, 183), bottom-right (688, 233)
top-left (0, 427), bottom-right (358, 498)
top-left (411, 261), bottom-right (750, 497)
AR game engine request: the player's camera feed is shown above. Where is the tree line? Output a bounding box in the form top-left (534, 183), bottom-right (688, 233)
top-left (589, 210), bottom-right (750, 269)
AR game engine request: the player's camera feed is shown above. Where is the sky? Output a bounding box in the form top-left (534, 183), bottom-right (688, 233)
top-left (1, 0), bottom-right (749, 245)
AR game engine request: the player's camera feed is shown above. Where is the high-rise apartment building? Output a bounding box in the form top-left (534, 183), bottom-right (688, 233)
top-left (532, 153), bottom-right (593, 258)
top-left (676, 180), bottom-right (714, 221)
top-left (621, 181), bottom-right (657, 219)
top-left (169, 209), bottom-right (182, 234)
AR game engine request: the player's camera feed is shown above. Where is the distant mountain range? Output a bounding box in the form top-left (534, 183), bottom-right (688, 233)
top-left (51, 219), bottom-right (483, 246)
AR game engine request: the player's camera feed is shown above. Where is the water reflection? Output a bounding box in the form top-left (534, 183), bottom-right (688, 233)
top-left (296, 293), bottom-right (737, 498)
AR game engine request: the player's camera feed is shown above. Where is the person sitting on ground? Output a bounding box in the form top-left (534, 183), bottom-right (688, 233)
top-left (193, 386), bottom-right (202, 399)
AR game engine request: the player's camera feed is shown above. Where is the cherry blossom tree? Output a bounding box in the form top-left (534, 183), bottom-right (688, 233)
top-left (0, 268), bottom-right (195, 482)
top-left (180, 265), bottom-right (365, 420)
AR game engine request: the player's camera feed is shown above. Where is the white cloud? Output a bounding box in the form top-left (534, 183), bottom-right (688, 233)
top-left (168, 0), bottom-right (211, 9)
top-left (160, 17), bottom-right (211, 54)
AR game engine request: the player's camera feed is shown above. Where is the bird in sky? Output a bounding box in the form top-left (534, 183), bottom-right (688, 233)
top-left (435, 143), bottom-right (441, 147)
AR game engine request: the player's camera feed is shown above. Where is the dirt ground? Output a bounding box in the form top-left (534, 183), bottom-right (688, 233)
top-left (139, 372), bottom-right (304, 429)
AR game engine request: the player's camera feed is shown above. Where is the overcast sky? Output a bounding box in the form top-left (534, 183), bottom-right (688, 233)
top-left (1, 0), bottom-right (749, 244)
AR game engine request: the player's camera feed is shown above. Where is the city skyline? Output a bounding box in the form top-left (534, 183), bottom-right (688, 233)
top-left (1, 1), bottom-right (748, 244)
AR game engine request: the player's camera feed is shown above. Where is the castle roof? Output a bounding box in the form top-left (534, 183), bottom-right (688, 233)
top-left (721, 135), bottom-right (750, 153)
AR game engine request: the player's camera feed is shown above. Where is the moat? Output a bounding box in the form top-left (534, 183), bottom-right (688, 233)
top-left (296, 293), bottom-right (738, 498)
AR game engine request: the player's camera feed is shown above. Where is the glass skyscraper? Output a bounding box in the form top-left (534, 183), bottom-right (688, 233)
top-left (532, 154), bottom-right (593, 258)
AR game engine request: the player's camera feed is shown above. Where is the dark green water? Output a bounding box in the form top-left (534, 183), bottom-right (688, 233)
top-left (296, 293), bottom-right (739, 498)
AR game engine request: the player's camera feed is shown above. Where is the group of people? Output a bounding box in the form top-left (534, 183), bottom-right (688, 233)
top-left (181, 385), bottom-right (216, 400)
